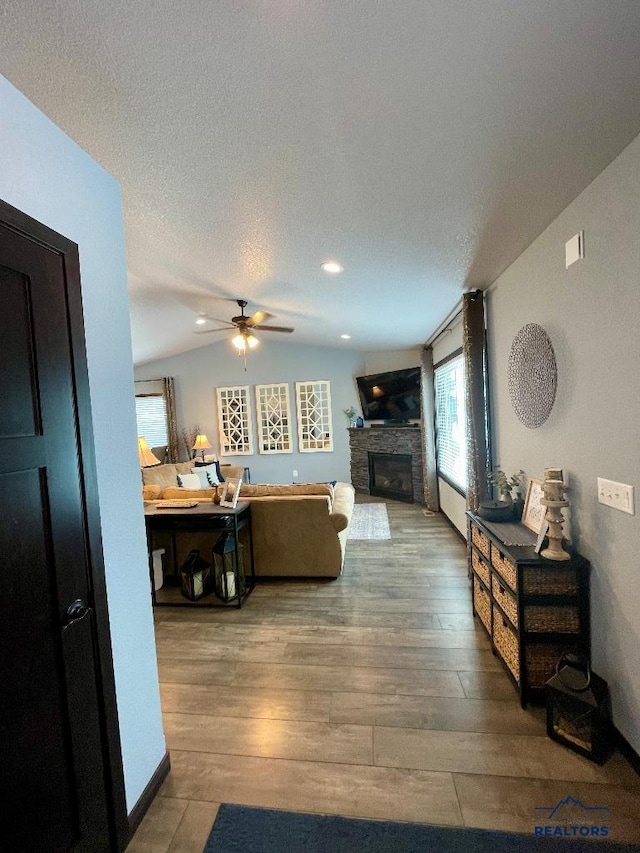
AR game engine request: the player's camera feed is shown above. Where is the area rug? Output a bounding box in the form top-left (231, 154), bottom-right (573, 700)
top-left (347, 503), bottom-right (391, 540)
top-left (204, 805), bottom-right (639, 852)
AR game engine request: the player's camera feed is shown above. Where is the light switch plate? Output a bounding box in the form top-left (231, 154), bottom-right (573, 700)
top-left (597, 477), bottom-right (635, 515)
top-left (565, 231), bottom-right (584, 268)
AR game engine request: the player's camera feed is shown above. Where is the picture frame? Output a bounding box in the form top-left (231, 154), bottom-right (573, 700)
top-left (522, 477), bottom-right (546, 533)
top-left (219, 477), bottom-right (241, 508)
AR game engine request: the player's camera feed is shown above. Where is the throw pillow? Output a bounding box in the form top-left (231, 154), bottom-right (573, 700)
top-left (177, 473), bottom-right (202, 489)
top-left (191, 464), bottom-right (220, 488)
top-left (193, 460), bottom-right (225, 482)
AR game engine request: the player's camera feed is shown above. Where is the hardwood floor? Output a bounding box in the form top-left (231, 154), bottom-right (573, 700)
top-left (127, 498), bottom-right (640, 851)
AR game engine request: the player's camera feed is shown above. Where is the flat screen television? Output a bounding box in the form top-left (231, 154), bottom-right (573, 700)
top-left (356, 366), bottom-right (421, 422)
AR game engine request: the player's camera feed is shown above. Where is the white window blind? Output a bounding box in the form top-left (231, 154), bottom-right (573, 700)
top-left (135, 395), bottom-right (168, 447)
top-left (434, 354), bottom-right (467, 492)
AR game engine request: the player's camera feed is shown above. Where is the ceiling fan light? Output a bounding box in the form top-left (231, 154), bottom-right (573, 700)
top-left (321, 261), bottom-right (343, 274)
top-left (246, 334), bottom-right (259, 349)
top-left (232, 333), bottom-right (247, 351)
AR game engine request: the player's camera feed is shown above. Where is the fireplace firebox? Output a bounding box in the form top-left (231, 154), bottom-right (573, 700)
top-left (368, 452), bottom-right (413, 502)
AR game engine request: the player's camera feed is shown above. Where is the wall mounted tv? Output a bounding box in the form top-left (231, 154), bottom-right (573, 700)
top-left (356, 366), bottom-right (421, 422)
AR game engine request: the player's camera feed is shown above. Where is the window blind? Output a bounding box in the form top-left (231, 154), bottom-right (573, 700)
top-left (135, 395), bottom-right (168, 447)
top-left (434, 354), bottom-right (467, 492)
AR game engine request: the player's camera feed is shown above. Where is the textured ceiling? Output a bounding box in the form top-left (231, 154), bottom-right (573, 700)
top-left (3, 1), bottom-right (640, 364)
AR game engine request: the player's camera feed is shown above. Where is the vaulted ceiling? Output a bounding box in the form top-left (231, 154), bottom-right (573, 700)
top-left (3, 1), bottom-right (640, 364)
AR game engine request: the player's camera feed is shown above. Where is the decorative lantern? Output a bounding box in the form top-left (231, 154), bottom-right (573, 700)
top-left (212, 532), bottom-right (245, 602)
top-left (546, 653), bottom-right (612, 764)
top-left (179, 549), bottom-right (212, 601)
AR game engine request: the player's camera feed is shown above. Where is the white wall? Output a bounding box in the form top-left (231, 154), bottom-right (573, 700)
top-left (0, 77), bottom-right (165, 811)
top-left (364, 348), bottom-right (422, 374)
top-left (432, 319), bottom-right (467, 534)
top-left (486, 132), bottom-right (640, 752)
top-left (135, 339), bottom-right (366, 484)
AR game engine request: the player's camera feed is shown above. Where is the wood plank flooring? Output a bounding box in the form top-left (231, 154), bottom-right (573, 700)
top-left (127, 498), bottom-right (640, 851)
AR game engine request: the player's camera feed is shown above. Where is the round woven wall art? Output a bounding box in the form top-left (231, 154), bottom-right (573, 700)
top-left (508, 323), bottom-right (557, 429)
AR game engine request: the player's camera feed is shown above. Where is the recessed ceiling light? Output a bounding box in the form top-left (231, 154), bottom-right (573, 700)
top-left (321, 261), bottom-right (343, 274)
top-left (195, 316), bottom-right (206, 325)
top-left (341, 334), bottom-right (351, 339)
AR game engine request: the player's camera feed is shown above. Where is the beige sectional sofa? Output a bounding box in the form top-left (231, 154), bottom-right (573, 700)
top-left (142, 462), bottom-right (355, 578)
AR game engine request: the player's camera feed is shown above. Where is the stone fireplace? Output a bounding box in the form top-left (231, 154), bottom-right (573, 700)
top-left (348, 426), bottom-right (425, 504)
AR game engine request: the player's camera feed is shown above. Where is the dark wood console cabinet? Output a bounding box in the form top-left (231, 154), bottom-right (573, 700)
top-left (467, 512), bottom-right (590, 708)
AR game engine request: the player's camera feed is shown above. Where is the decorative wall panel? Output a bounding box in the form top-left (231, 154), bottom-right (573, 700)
top-left (295, 380), bottom-right (333, 452)
top-left (255, 383), bottom-right (292, 454)
top-left (216, 385), bottom-right (253, 455)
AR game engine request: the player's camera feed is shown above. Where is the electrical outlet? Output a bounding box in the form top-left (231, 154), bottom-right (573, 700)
top-left (292, 469), bottom-right (298, 480)
top-left (597, 478), bottom-right (635, 515)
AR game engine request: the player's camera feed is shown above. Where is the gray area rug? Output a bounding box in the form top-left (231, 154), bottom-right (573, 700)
top-left (347, 503), bottom-right (391, 540)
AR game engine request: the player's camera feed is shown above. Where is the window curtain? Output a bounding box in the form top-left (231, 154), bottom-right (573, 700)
top-left (162, 377), bottom-right (179, 463)
top-left (420, 346), bottom-right (440, 512)
top-left (462, 290), bottom-right (490, 511)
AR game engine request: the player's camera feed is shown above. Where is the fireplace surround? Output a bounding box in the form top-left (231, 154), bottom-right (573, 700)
top-left (348, 426), bottom-right (425, 504)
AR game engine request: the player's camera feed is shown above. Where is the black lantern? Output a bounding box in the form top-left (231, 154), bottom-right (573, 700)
top-left (179, 549), bottom-right (212, 601)
top-left (212, 532), bottom-right (245, 602)
top-left (546, 653), bottom-right (612, 764)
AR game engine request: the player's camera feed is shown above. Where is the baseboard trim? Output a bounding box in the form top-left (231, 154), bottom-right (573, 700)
top-left (127, 751), bottom-right (171, 837)
top-left (438, 508), bottom-right (467, 544)
top-left (615, 726), bottom-right (640, 776)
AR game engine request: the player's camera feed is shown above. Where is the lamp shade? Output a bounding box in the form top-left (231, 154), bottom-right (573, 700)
top-left (192, 434), bottom-right (212, 452)
top-left (138, 436), bottom-right (161, 467)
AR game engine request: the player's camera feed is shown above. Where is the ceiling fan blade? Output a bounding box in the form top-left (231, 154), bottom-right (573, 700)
top-left (194, 327), bottom-right (230, 335)
top-left (246, 310), bottom-right (273, 327)
top-left (202, 316), bottom-right (236, 327)
top-left (252, 324), bottom-right (294, 333)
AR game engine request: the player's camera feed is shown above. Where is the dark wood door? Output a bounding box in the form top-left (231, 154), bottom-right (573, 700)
top-left (0, 208), bottom-right (124, 851)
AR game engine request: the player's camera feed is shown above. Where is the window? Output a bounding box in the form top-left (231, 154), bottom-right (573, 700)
top-left (434, 352), bottom-right (467, 492)
top-left (135, 394), bottom-right (168, 447)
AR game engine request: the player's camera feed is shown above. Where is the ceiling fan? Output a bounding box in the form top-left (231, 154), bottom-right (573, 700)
top-left (194, 298), bottom-right (294, 357)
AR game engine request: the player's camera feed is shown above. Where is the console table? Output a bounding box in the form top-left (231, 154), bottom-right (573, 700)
top-left (144, 501), bottom-right (255, 608)
top-left (467, 512), bottom-right (590, 707)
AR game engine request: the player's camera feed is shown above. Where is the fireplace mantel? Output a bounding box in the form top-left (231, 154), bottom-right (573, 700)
top-left (348, 426), bottom-right (425, 504)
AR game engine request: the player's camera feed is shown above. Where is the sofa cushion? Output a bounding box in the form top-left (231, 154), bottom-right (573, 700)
top-left (161, 487), bottom-right (218, 500)
top-left (142, 460), bottom-right (200, 488)
top-left (143, 484), bottom-right (162, 501)
top-left (142, 463), bottom-right (178, 488)
top-left (239, 483), bottom-right (333, 499)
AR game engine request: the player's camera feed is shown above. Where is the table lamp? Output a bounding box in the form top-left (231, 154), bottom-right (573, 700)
top-left (138, 436), bottom-right (161, 467)
top-left (192, 433), bottom-right (212, 461)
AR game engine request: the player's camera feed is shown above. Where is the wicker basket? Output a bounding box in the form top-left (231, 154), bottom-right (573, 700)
top-left (472, 549), bottom-right (491, 588)
top-left (471, 524), bottom-right (490, 560)
top-left (492, 574), bottom-right (519, 628)
top-left (524, 606), bottom-right (580, 633)
top-left (525, 645), bottom-right (567, 688)
top-left (522, 567), bottom-right (578, 595)
top-left (473, 575), bottom-right (492, 636)
top-left (493, 607), bottom-right (520, 683)
top-left (491, 544), bottom-right (517, 591)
